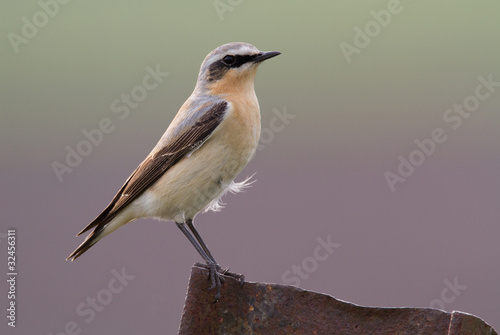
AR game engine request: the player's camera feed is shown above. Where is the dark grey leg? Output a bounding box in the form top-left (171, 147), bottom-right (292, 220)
top-left (176, 220), bottom-right (244, 301)
top-left (175, 221), bottom-right (214, 264)
top-left (186, 219), bottom-right (216, 264)
top-left (176, 221), bottom-right (224, 300)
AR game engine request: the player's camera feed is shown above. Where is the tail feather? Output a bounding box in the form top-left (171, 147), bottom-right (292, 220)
top-left (66, 226), bottom-right (106, 261)
top-left (67, 210), bottom-right (131, 261)
top-left (76, 207), bottom-right (115, 236)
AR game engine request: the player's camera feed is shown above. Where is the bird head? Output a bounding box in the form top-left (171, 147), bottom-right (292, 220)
top-left (196, 42), bottom-right (280, 94)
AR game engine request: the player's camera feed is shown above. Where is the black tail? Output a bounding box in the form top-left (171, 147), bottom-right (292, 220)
top-left (66, 226), bottom-right (105, 261)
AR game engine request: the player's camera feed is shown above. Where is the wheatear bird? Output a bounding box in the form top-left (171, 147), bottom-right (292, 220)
top-left (67, 42), bottom-right (280, 299)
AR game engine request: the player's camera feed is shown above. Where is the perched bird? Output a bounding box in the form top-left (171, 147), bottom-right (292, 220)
top-left (67, 42), bottom-right (280, 299)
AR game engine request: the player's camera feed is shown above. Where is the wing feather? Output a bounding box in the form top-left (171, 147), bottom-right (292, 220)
top-left (76, 100), bottom-right (227, 236)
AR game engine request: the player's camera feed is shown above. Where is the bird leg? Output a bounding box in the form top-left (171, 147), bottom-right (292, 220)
top-left (186, 219), bottom-right (245, 284)
top-left (176, 220), bottom-right (244, 301)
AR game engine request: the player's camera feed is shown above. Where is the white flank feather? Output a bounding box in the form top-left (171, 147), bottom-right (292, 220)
top-left (204, 174), bottom-right (256, 213)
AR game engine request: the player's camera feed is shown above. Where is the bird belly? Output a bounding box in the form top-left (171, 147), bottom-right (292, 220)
top-left (138, 127), bottom-right (257, 222)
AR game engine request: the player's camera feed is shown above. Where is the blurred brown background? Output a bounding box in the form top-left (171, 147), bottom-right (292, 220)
top-left (1, 1), bottom-right (499, 334)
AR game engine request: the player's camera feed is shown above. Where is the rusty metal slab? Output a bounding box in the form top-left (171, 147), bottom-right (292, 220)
top-left (178, 265), bottom-right (497, 335)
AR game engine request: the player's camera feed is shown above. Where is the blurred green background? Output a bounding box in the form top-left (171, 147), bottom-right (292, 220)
top-left (1, 1), bottom-right (499, 333)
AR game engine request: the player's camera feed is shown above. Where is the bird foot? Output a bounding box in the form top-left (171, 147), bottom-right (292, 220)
top-left (195, 262), bottom-right (245, 301)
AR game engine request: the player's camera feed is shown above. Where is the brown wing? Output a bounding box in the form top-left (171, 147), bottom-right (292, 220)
top-left (76, 101), bottom-right (227, 236)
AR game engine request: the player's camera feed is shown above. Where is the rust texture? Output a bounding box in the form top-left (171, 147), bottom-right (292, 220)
top-left (178, 265), bottom-right (497, 335)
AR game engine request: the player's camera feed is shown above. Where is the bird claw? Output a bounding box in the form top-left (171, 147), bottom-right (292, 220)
top-left (219, 266), bottom-right (245, 285)
top-left (195, 262), bottom-right (245, 301)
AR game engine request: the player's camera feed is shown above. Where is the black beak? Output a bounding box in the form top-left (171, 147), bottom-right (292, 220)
top-left (253, 51), bottom-right (281, 63)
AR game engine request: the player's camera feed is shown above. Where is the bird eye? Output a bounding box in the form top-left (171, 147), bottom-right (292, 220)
top-left (222, 55), bottom-right (235, 65)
